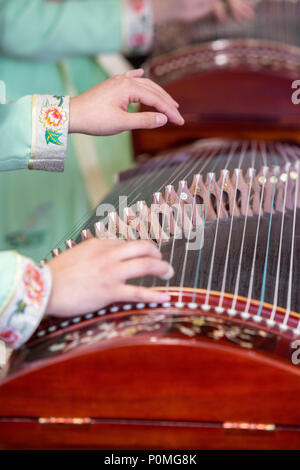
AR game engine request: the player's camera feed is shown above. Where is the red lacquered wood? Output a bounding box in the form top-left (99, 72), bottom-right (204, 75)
top-left (133, 40), bottom-right (300, 157)
top-left (0, 293), bottom-right (300, 449)
top-left (0, 421), bottom-right (299, 450)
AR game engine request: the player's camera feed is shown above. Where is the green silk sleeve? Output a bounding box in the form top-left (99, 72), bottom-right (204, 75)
top-left (0, 94), bottom-right (32, 171)
top-left (0, 0), bottom-right (123, 61)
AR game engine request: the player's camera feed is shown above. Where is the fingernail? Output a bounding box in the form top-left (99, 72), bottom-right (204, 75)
top-left (157, 293), bottom-right (171, 303)
top-left (156, 114), bottom-right (168, 127)
top-left (160, 265), bottom-right (175, 281)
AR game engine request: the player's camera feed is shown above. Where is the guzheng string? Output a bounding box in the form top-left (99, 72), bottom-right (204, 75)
top-left (230, 153), bottom-right (256, 313)
top-left (151, 145), bottom-right (220, 290)
top-left (164, 145), bottom-right (223, 294)
top-left (217, 143), bottom-right (247, 309)
top-left (206, 141), bottom-right (249, 310)
top-left (196, 0), bottom-right (300, 48)
top-left (229, 139), bottom-right (257, 313)
top-left (177, 141), bottom-right (238, 304)
top-left (254, 160), bottom-right (278, 317)
top-left (50, 138), bottom-right (300, 327)
top-left (181, 144), bottom-right (232, 304)
top-left (269, 161), bottom-right (291, 323)
top-left (286, 159), bottom-right (299, 329)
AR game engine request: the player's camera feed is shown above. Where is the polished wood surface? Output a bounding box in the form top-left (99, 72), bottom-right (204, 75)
top-left (133, 41), bottom-right (300, 157)
top-left (2, 40), bottom-right (300, 450)
top-left (0, 292), bottom-right (300, 449)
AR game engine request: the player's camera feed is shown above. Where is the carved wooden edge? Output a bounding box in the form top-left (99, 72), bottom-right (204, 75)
top-left (145, 39), bottom-right (300, 84)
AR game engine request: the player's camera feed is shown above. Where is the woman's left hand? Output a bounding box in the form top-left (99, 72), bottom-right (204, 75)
top-left (69, 69), bottom-right (184, 136)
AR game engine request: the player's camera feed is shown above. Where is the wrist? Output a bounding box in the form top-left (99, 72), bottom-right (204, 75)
top-left (68, 97), bottom-right (76, 134)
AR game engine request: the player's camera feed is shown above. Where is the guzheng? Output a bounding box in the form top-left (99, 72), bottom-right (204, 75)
top-left (134, 39), bottom-right (300, 156)
top-left (0, 136), bottom-right (300, 449)
top-left (1, 39), bottom-right (300, 449)
top-left (153, 0), bottom-right (300, 56)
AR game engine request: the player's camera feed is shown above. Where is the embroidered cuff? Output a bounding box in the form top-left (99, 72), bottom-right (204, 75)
top-left (122, 0), bottom-right (154, 56)
top-left (29, 94), bottom-right (70, 172)
top-left (0, 254), bottom-right (52, 349)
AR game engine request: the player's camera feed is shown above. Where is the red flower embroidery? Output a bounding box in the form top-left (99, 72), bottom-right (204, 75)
top-left (128, 0), bottom-right (145, 12)
top-left (0, 329), bottom-right (19, 347)
top-left (132, 33), bottom-right (146, 47)
top-left (23, 264), bottom-right (45, 308)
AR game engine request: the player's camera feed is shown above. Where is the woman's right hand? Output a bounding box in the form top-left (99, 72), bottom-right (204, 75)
top-left (46, 238), bottom-right (174, 317)
top-left (152, 0), bottom-right (255, 25)
top-left (213, 0), bottom-right (255, 23)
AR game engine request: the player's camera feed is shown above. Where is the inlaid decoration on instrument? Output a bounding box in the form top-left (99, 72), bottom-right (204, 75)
top-left (8, 312), bottom-right (279, 368)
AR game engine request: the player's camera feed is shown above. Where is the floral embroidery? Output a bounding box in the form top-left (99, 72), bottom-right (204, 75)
top-left (0, 253), bottom-right (52, 349)
top-left (123, 0), bottom-right (153, 56)
top-left (23, 263), bottom-right (45, 309)
top-left (14, 300), bottom-right (27, 315)
top-left (39, 96), bottom-right (67, 146)
top-left (0, 329), bottom-right (20, 348)
top-left (128, 0), bottom-right (146, 12)
top-left (30, 94), bottom-right (69, 171)
top-left (53, 95), bottom-right (64, 107)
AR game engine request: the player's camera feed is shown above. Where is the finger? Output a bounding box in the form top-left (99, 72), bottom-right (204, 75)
top-left (121, 110), bottom-right (168, 130)
top-left (136, 82), bottom-right (181, 117)
top-left (126, 86), bottom-right (185, 125)
top-left (181, 0), bottom-right (218, 21)
top-left (115, 285), bottom-right (171, 304)
top-left (213, 1), bottom-right (228, 23)
top-left (136, 78), bottom-right (179, 108)
top-left (117, 258), bottom-right (174, 282)
top-left (125, 69), bottom-right (145, 78)
top-left (95, 238), bottom-right (127, 250)
top-left (228, 0), bottom-right (254, 21)
top-left (113, 240), bottom-right (162, 262)
top-left (137, 82), bottom-right (180, 113)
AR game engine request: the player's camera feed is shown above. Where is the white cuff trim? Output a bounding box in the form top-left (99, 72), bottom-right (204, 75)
top-left (29, 94), bottom-right (70, 172)
top-left (122, 0), bottom-right (154, 56)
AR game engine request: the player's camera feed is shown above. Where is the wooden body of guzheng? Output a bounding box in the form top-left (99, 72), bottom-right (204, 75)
top-left (0, 136), bottom-right (300, 450)
top-left (133, 39), bottom-right (300, 157)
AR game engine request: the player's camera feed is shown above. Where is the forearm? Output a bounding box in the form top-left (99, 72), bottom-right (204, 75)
top-left (0, 0), bottom-right (153, 61)
top-left (0, 252), bottom-right (51, 349)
